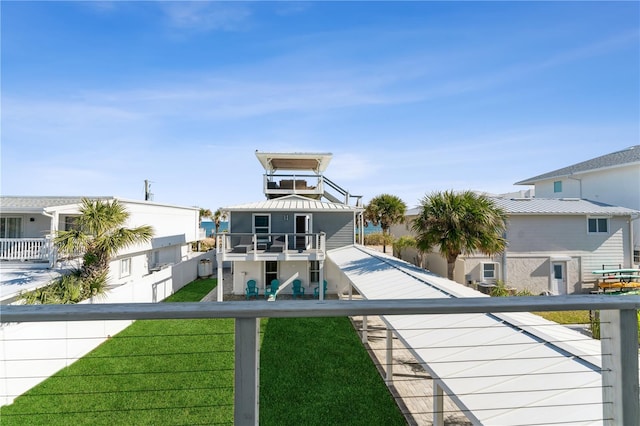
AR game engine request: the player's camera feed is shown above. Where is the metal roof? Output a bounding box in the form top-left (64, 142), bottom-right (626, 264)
top-left (490, 197), bottom-right (639, 216)
top-left (328, 246), bottom-right (604, 425)
top-left (0, 196), bottom-right (198, 213)
top-left (515, 145), bottom-right (640, 185)
top-left (224, 194), bottom-right (360, 212)
top-left (0, 196), bottom-right (114, 211)
top-left (406, 198), bottom-right (638, 217)
top-left (255, 151), bottom-right (333, 173)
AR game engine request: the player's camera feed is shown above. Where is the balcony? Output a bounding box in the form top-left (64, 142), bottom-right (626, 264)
top-left (0, 238), bottom-right (51, 263)
top-left (263, 173), bottom-right (362, 206)
top-left (1, 296), bottom-right (638, 424)
top-left (217, 232), bottom-right (326, 262)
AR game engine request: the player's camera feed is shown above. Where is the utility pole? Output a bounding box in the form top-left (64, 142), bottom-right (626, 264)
top-left (144, 180), bottom-right (153, 201)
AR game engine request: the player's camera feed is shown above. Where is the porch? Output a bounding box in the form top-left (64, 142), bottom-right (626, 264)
top-left (0, 238), bottom-right (52, 263)
top-left (217, 232), bottom-right (326, 262)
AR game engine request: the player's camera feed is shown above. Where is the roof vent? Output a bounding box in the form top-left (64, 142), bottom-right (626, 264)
top-left (559, 198), bottom-right (581, 201)
top-left (510, 198), bottom-right (531, 201)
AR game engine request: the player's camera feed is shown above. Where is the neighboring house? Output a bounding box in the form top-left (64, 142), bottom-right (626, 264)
top-left (215, 152), bottom-right (363, 298)
top-left (392, 198), bottom-right (639, 295)
top-left (0, 196), bottom-right (200, 301)
top-left (515, 145), bottom-right (640, 265)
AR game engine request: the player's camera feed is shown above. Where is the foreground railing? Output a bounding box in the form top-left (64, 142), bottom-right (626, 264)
top-left (2, 296), bottom-right (639, 426)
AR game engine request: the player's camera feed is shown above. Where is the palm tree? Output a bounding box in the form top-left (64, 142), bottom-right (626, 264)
top-left (199, 208), bottom-right (213, 226)
top-left (411, 190), bottom-right (507, 280)
top-left (393, 235), bottom-right (416, 259)
top-left (55, 198), bottom-right (154, 282)
top-left (213, 208), bottom-right (228, 235)
top-left (364, 194), bottom-right (407, 253)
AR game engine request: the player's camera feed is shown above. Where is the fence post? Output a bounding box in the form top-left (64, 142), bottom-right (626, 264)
top-left (235, 318), bottom-right (260, 426)
top-left (385, 328), bottom-right (393, 382)
top-left (600, 309), bottom-right (639, 426)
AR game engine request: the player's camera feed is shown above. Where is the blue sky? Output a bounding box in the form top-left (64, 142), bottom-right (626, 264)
top-left (2, 1), bottom-right (638, 210)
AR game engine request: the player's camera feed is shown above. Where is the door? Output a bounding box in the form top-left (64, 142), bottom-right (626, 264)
top-left (550, 262), bottom-right (567, 295)
top-left (295, 214), bottom-right (312, 250)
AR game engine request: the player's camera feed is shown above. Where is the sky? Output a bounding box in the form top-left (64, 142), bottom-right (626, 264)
top-left (2, 1), bottom-right (639, 210)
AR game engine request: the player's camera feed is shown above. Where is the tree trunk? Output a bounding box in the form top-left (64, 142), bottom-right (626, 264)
top-left (446, 254), bottom-right (459, 281)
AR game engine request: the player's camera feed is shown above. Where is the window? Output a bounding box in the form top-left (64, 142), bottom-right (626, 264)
top-left (553, 181), bottom-right (562, 193)
top-left (120, 258), bottom-right (131, 278)
top-left (64, 216), bottom-right (80, 231)
top-left (309, 260), bottom-right (320, 284)
top-left (634, 250), bottom-right (639, 265)
top-left (253, 214), bottom-right (270, 247)
top-left (482, 263), bottom-right (497, 280)
top-left (0, 217), bottom-right (22, 238)
top-left (265, 261), bottom-right (278, 285)
top-left (587, 217), bottom-right (608, 233)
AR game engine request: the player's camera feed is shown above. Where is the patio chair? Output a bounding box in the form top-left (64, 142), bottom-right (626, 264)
top-left (245, 279), bottom-right (259, 300)
top-left (265, 279), bottom-right (280, 299)
top-left (292, 279), bottom-right (305, 299)
top-left (314, 280), bottom-right (328, 298)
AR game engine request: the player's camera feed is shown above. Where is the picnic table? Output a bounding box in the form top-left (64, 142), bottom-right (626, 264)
top-left (592, 268), bottom-right (640, 292)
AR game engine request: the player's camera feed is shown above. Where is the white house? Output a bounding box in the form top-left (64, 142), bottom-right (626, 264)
top-left (214, 152), bottom-right (364, 300)
top-left (0, 196), bottom-right (200, 303)
top-left (392, 198), bottom-right (639, 295)
top-left (515, 145), bottom-right (640, 265)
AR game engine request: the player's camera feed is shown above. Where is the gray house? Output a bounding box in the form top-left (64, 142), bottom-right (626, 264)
top-left (214, 152), bottom-right (363, 300)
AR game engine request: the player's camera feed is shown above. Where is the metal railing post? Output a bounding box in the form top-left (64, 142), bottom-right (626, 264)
top-left (385, 328), bottom-right (393, 383)
top-left (234, 317), bottom-right (260, 426)
top-left (600, 309), bottom-right (639, 426)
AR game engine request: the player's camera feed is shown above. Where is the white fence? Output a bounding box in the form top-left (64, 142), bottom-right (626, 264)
top-left (0, 251), bottom-right (213, 406)
top-left (0, 238), bottom-right (50, 262)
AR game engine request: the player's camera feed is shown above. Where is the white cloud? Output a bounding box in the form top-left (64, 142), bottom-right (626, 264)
top-left (160, 2), bottom-right (252, 33)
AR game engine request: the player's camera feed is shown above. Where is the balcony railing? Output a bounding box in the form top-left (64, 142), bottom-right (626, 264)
top-left (217, 232), bottom-right (325, 260)
top-left (262, 173), bottom-right (363, 206)
top-left (2, 296), bottom-right (638, 425)
top-left (0, 238), bottom-right (51, 262)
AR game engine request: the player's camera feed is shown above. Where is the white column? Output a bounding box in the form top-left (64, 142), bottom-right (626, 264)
top-left (319, 260), bottom-right (325, 301)
top-left (216, 254), bottom-right (224, 302)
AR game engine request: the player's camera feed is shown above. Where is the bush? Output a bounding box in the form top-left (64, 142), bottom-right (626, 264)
top-left (364, 232), bottom-right (393, 246)
top-left (21, 269), bottom-right (108, 304)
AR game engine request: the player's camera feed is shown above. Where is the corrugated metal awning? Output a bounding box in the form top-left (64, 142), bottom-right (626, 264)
top-left (327, 246), bottom-right (604, 425)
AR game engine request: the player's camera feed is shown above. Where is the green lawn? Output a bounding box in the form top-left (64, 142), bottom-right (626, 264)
top-left (1, 278), bottom-right (405, 425)
top-left (533, 310), bottom-right (591, 324)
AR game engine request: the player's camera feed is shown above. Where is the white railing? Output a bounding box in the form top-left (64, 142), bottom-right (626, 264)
top-left (0, 238), bottom-right (50, 261)
top-left (2, 296), bottom-right (638, 425)
top-left (217, 232), bottom-right (325, 258)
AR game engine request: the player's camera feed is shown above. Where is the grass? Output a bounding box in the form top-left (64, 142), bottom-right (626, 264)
top-left (260, 317), bottom-right (406, 425)
top-left (533, 310), bottom-right (591, 324)
top-left (1, 278), bottom-right (405, 425)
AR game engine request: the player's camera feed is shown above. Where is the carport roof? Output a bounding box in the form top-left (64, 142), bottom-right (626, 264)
top-left (327, 245), bottom-right (604, 425)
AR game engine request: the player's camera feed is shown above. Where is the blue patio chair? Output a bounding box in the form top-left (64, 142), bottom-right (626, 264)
top-left (265, 279), bottom-right (279, 299)
top-left (245, 279), bottom-right (259, 300)
top-left (314, 280), bottom-right (328, 298)
top-left (292, 279), bottom-right (305, 299)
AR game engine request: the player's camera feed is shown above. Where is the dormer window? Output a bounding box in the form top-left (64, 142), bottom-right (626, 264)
top-left (553, 181), bottom-right (562, 193)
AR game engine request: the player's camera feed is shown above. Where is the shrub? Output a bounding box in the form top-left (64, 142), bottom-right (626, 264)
top-left (21, 269), bottom-right (108, 304)
top-left (364, 232), bottom-right (393, 246)
top-left (490, 280), bottom-right (511, 297)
